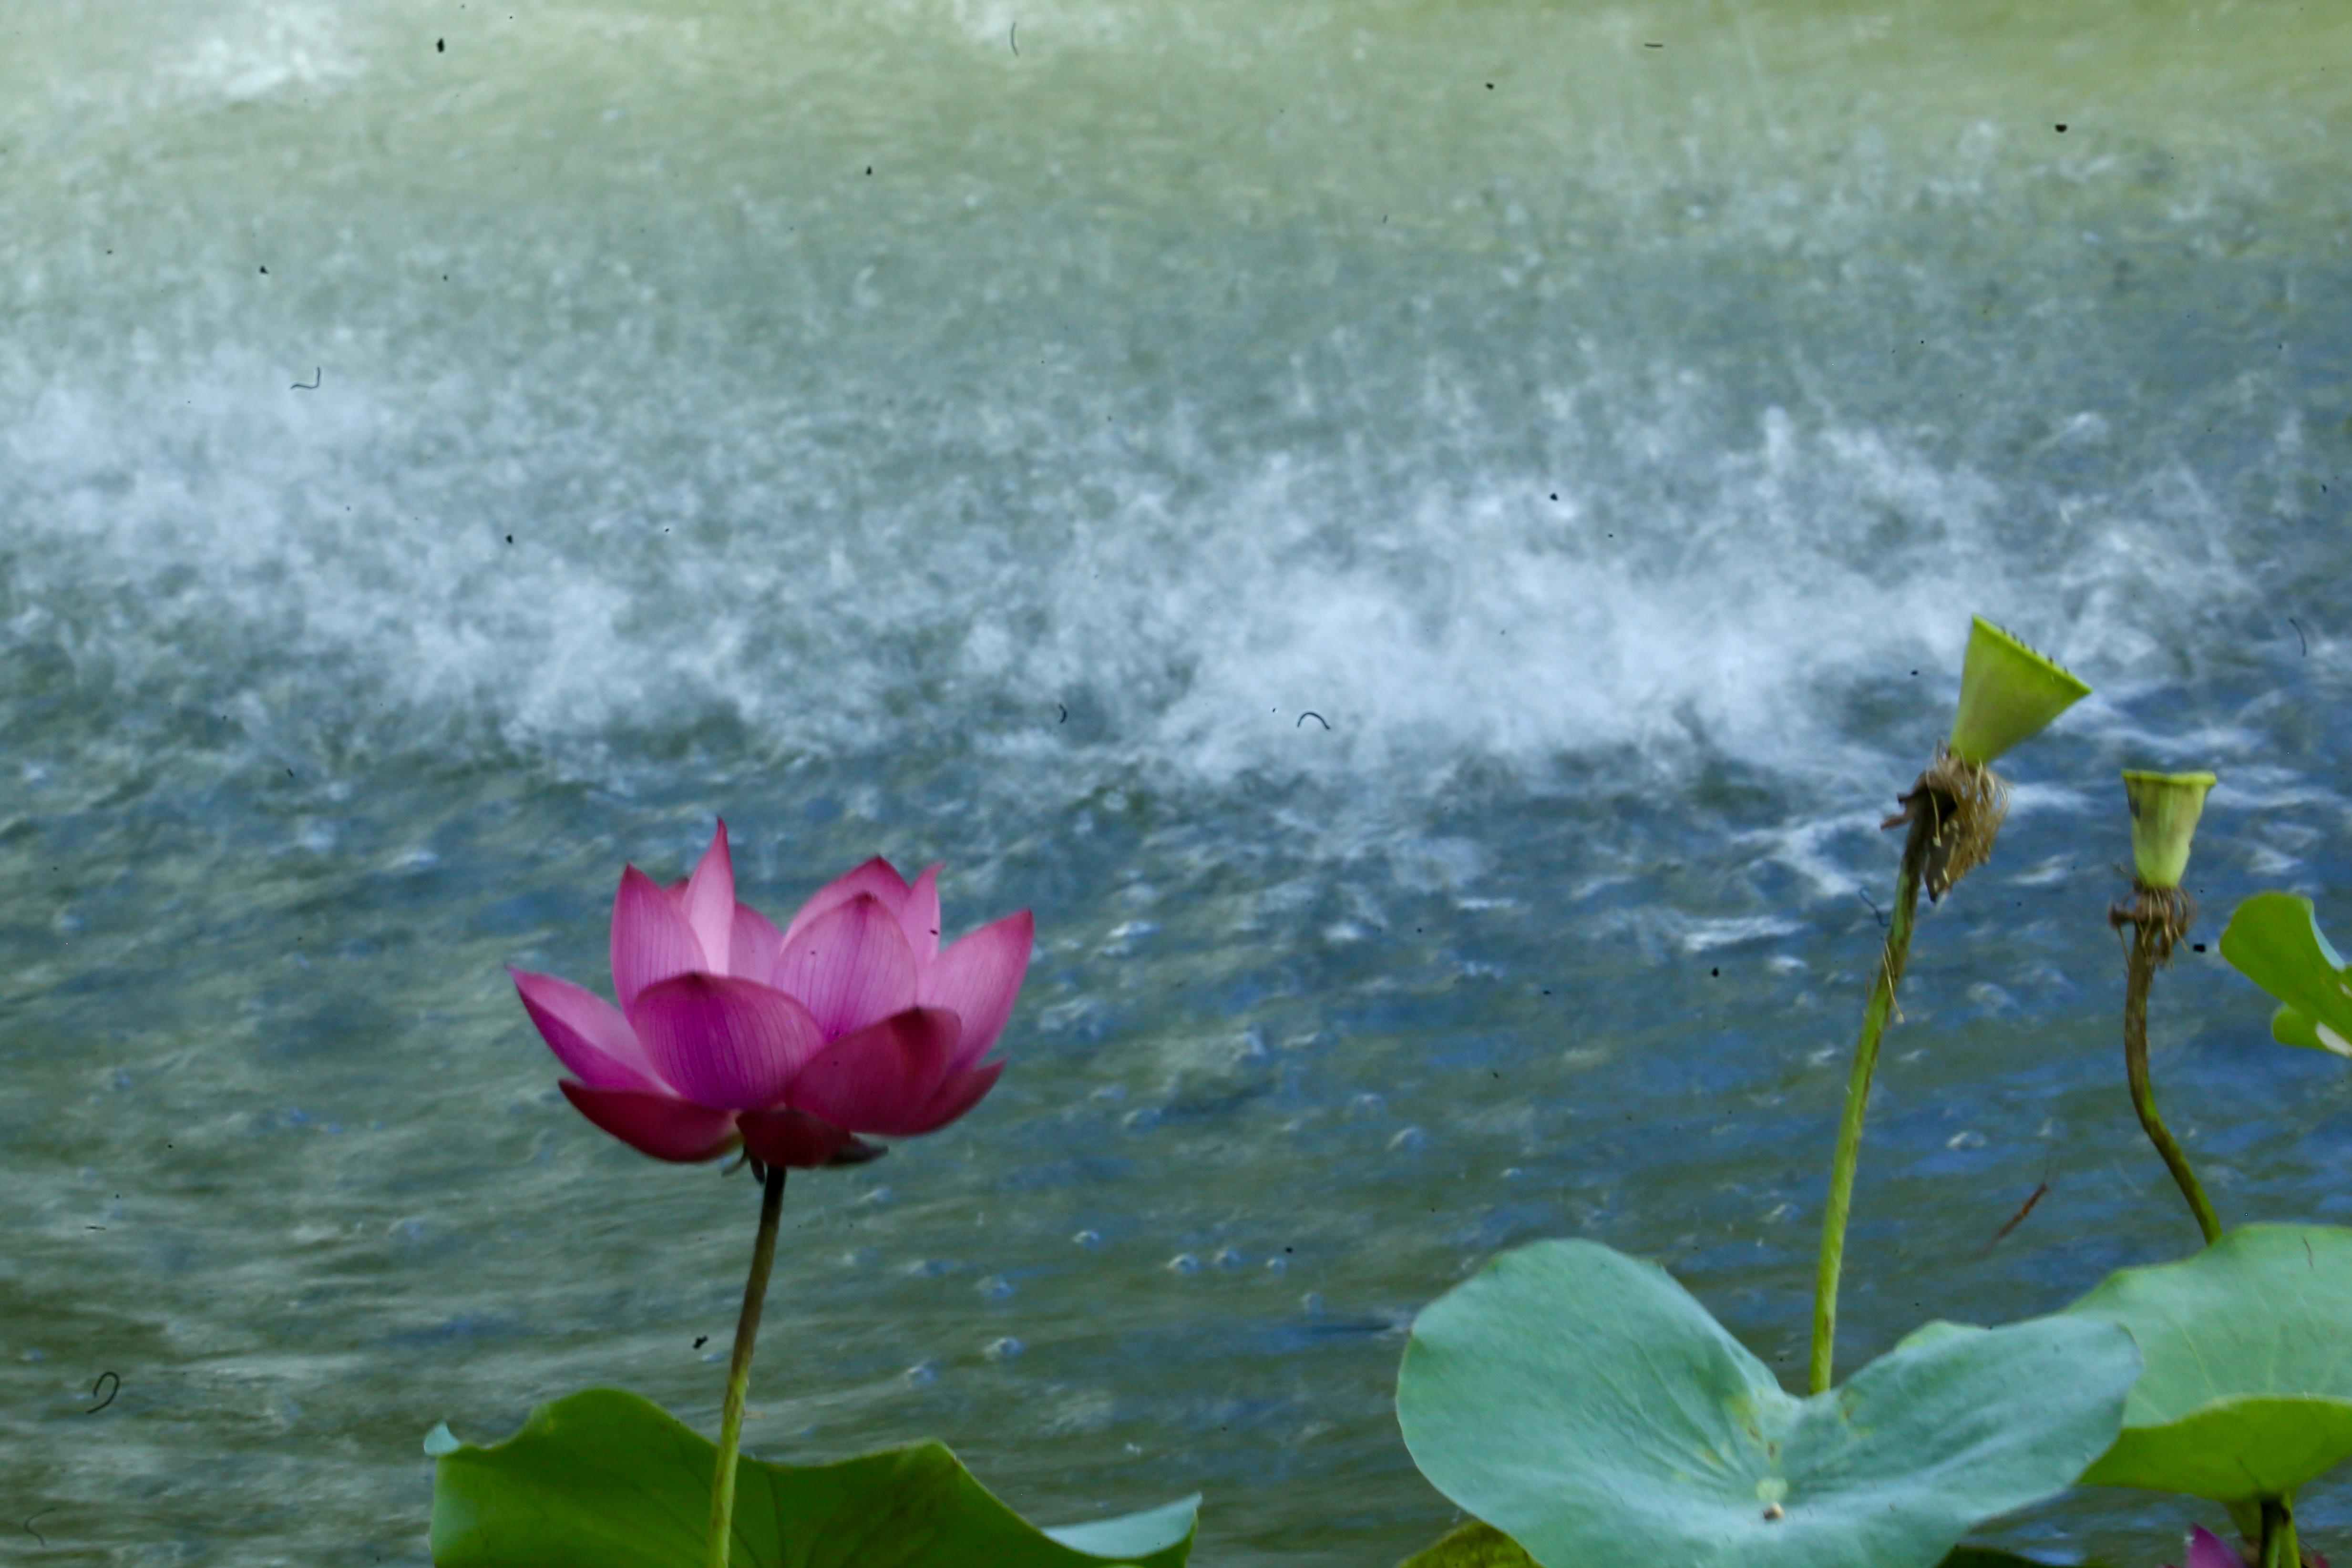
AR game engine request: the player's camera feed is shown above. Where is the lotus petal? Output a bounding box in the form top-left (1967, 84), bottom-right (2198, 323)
top-left (772, 893), bottom-right (919, 1040)
top-left (920, 910), bottom-right (1035, 1072)
top-left (2186, 1526), bottom-right (2239, 1568)
top-left (737, 1105), bottom-right (860, 1168)
top-left (905, 1056), bottom-right (1005, 1134)
top-left (901, 863), bottom-right (943, 965)
top-left (679, 820), bottom-right (737, 975)
top-left (789, 1007), bottom-right (961, 1137)
top-left (780, 856), bottom-right (913, 948)
top-left (611, 866), bottom-right (708, 1010)
top-left (511, 969), bottom-right (663, 1091)
top-left (558, 1082), bottom-right (742, 1163)
top-left (730, 901), bottom-right (784, 982)
top-left (627, 973), bottom-right (823, 1110)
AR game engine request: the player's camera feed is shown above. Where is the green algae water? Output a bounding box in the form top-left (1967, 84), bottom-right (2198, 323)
top-left (4, 1), bottom-right (2350, 1561)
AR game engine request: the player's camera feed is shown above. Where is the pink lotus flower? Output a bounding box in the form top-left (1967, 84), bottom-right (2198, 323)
top-left (2166, 1526), bottom-right (2240, 1568)
top-left (512, 822), bottom-right (1032, 1170)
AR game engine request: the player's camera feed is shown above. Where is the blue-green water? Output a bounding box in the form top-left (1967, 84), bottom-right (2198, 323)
top-left (4, 1), bottom-right (2350, 1562)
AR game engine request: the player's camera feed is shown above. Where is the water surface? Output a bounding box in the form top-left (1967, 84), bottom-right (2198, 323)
top-left (4, 1), bottom-right (2351, 1562)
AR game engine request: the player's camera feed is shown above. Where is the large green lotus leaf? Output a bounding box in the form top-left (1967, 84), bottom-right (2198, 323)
top-left (2064, 1225), bottom-right (2352, 1501)
top-left (428, 1388), bottom-right (1197, 1568)
top-left (1396, 1240), bottom-right (2139, 1568)
top-left (2218, 893), bottom-right (2352, 1057)
top-left (1391, 1521), bottom-right (2068, 1568)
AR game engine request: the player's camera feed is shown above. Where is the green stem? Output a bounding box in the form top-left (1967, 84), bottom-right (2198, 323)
top-left (2259, 1496), bottom-right (2297, 1568)
top-left (1809, 808), bottom-right (1934, 1395)
top-left (708, 1165), bottom-right (787, 1568)
top-left (2123, 923), bottom-right (2223, 1247)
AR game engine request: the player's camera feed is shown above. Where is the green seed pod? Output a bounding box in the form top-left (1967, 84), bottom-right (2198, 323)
top-left (2123, 770), bottom-right (2217, 890)
top-left (1948, 618), bottom-right (2092, 766)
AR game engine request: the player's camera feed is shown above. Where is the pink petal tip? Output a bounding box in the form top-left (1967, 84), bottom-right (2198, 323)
top-left (512, 968), bottom-right (662, 1092)
top-left (918, 908), bottom-right (1034, 1072)
top-left (770, 892), bottom-right (919, 1041)
top-left (611, 864), bottom-right (710, 1010)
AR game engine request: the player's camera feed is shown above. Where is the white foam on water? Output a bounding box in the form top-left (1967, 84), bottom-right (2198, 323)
top-left (0, 341), bottom-right (2269, 805)
top-left (1032, 410), bottom-right (2052, 790)
top-left (0, 0), bottom-right (2328, 824)
top-left (172, 2), bottom-right (359, 107)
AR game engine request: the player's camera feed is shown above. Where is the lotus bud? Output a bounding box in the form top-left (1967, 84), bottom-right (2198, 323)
top-left (2122, 770), bottom-right (2216, 890)
top-left (1947, 617), bottom-right (2091, 766)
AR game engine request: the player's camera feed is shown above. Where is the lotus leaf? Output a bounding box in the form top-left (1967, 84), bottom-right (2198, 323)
top-left (2218, 893), bottom-right (2352, 1057)
top-left (2065, 1225), bottom-right (2352, 1502)
top-left (1396, 1240), bottom-right (2138, 1568)
top-left (428, 1387), bottom-right (1197, 1568)
top-left (1391, 1520), bottom-right (2069, 1568)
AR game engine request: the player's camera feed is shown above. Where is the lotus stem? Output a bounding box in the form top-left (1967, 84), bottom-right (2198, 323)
top-left (2116, 892), bottom-right (2222, 1247)
top-left (2260, 1497), bottom-right (2297, 1568)
top-left (1809, 804), bottom-right (1935, 1394)
top-left (708, 1164), bottom-right (787, 1568)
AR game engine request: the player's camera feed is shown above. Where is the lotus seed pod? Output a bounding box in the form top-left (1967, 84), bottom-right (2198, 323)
top-left (1947, 617), bottom-right (2091, 765)
top-left (2122, 770), bottom-right (2216, 890)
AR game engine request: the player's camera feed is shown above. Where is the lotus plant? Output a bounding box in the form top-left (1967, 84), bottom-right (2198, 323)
top-left (1809, 617), bottom-right (2089, 1391)
top-left (510, 821), bottom-right (1033, 1568)
top-left (2109, 771), bottom-right (2222, 1245)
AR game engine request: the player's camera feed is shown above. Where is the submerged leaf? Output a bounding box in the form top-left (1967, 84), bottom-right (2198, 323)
top-left (1396, 1521), bottom-right (1541, 1568)
top-left (429, 1388), bottom-right (1197, 1568)
top-left (1395, 1240), bottom-right (2138, 1568)
top-left (2065, 1225), bottom-right (2352, 1502)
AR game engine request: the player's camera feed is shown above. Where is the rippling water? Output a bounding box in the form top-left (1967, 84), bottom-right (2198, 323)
top-left (4, 1), bottom-right (2350, 1562)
